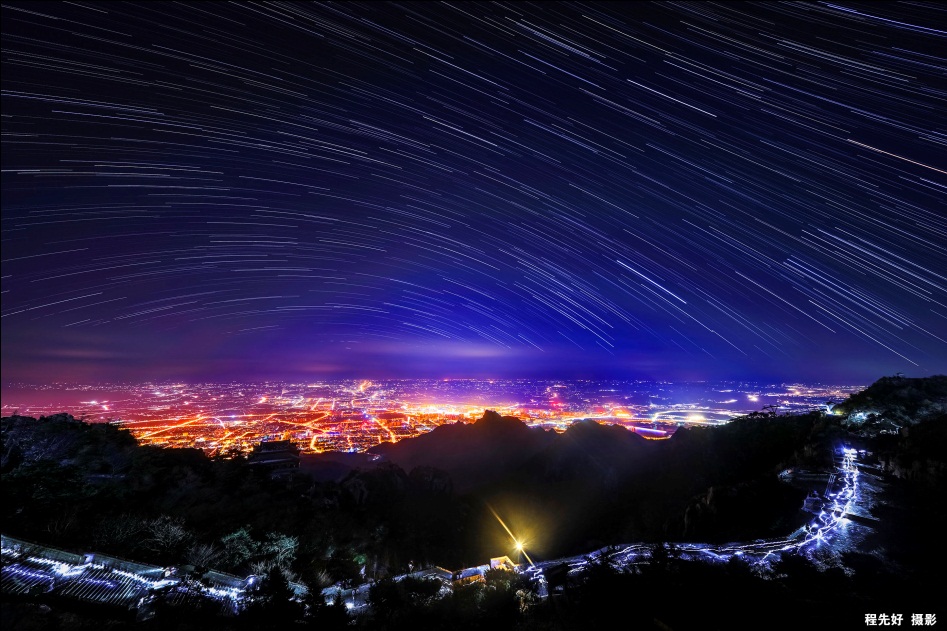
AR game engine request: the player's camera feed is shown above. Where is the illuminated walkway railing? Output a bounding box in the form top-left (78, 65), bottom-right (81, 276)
top-left (0, 537), bottom-right (251, 616)
top-left (1, 540), bottom-right (177, 611)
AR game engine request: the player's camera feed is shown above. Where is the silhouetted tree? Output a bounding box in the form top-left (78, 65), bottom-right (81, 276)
top-left (367, 576), bottom-right (441, 629)
top-left (241, 565), bottom-right (303, 628)
top-left (305, 591), bottom-right (350, 630)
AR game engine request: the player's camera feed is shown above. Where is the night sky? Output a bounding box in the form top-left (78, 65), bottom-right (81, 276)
top-left (2, 2), bottom-right (945, 383)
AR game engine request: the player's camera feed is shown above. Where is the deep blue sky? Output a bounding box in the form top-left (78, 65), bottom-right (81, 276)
top-left (2, 2), bottom-right (945, 383)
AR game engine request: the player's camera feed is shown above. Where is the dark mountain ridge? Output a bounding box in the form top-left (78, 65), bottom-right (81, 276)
top-left (834, 374), bottom-right (947, 432)
top-left (368, 410), bottom-right (556, 492)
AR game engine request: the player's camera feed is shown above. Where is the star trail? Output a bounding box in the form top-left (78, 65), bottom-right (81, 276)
top-left (2, 1), bottom-right (945, 383)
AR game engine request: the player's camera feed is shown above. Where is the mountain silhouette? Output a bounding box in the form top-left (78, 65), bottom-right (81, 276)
top-left (368, 410), bottom-right (555, 492)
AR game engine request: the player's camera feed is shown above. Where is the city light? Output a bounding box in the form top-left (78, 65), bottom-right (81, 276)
top-left (1, 380), bottom-right (862, 458)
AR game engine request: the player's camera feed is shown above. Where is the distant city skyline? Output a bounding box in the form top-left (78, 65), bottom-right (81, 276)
top-left (3, 3), bottom-right (945, 384)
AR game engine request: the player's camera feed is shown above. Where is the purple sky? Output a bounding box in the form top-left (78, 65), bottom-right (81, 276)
top-left (3, 2), bottom-right (945, 383)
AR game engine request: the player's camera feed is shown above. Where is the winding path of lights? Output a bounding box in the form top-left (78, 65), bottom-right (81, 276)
top-left (522, 447), bottom-right (860, 594)
top-left (1, 448), bottom-right (861, 610)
